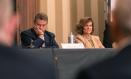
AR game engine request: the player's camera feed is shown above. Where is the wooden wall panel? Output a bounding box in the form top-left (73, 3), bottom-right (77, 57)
top-left (16, 0), bottom-right (39, 45)
top-left (15, 0), bottom-right (105, 46)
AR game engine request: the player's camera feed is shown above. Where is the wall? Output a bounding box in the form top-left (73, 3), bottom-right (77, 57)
top-left (39, 0), bottom-right (105, 45)
top-left (17, 0), bottom-right (105, 45)
top-left (16, 0), bottom-right (40, 45)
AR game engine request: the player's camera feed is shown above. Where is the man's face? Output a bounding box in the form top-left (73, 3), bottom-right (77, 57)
top-left (35, 19), bottom-right (48, 32)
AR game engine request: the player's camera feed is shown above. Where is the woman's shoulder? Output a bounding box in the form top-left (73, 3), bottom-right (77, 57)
top-left (76, 34), bottom-right (84, 39)
top-left (75, 34), bottom-right (85, 42)
top-left (91, 35), bottom-right (100, 39)
top-left (76, 34), bottom-right (82, 37)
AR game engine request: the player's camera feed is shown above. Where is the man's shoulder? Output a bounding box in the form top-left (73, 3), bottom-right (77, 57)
top-left (21, 28), bottom-right (35, 36)
top-left (45, 31), bottom-right (55, 37)
top-left (0, 45), bottom-right (26, 60)
top-left (117, 44), bottom-right (131, 58)
top-left (0, 45), bottom-right (19, 53)
top-left (77, 45), bottom-right (131, 79)
top-left (21, 28), bottom-right (32, 33)
top-left (0, 45), bottom-right (55, 79)
top-left (45, 30), bottom-right (54, 35)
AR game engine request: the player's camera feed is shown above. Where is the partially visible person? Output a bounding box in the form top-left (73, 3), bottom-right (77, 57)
top-left (103, 0), bottom-right (113, 48)
top-left (103, 20), bottom-right (113, 48)
top-left (75, 17), bottom-right (104, 48)
top-left (76, 0), bottom-right (131, 79)
top-left (21, 13), bottom-right (59, 48)
top-left (0, 0), bottom-right (17, 47)
top-left (0, 0), bottom-right (55, 79)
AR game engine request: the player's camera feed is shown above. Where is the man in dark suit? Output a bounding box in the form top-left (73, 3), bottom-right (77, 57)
top-left (76, 0), bottom-right (131, 79)
top-left (0, 0), bottom-right (55, 79)
top-left (103, 0), bottom-right (113, 48)
top-left (21, 13), bottom-right (59, 48)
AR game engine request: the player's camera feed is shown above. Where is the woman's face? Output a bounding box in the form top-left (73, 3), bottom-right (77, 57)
top-left (83, 21), bottom-right (93, 34)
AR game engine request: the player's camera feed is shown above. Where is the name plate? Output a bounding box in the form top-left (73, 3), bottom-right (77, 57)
top-left (61, 43), bottom-right (85, 49)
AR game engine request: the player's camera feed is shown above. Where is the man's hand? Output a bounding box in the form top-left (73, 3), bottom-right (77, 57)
top-left (33, 26), bottom-right (44, 36)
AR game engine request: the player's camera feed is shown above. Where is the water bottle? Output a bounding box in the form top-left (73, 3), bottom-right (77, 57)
top-left (68, 32), bottom-right (74, 44)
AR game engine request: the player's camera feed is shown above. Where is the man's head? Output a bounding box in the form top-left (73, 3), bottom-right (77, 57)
top-left (111, 0), bottom-right (131, 43)
top-left (0, 0), bottom-right (17, 46)
top-left (0, 0), bottom-right (12, 27)
top-left (34, 13), bottom-right (48, 32)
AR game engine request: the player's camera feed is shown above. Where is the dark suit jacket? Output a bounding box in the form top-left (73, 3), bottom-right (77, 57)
top-left (0, 45), bottom-right (55, 79)
top-left (76, 44), bottom-right (131, 79)
top-left (103, 21), bottom-right (113, 48)
top-left (21, 28), bottom-right (59, 48)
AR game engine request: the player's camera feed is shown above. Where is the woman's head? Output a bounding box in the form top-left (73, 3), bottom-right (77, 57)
top-left (76, 17), bottom-right (94, 35)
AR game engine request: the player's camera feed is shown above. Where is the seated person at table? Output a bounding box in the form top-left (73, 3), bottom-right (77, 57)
top-left (21, 13), bottom-right (59, 48)
top-left (75, 17), bottom-right (104, 48)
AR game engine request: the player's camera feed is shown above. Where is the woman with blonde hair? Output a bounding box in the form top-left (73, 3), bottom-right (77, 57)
top-left (75, 17), bottom-right (104, 48)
